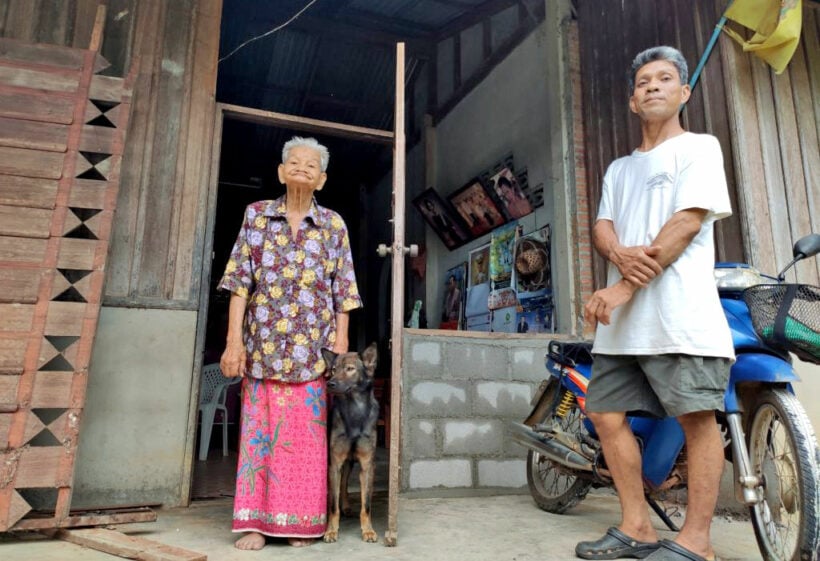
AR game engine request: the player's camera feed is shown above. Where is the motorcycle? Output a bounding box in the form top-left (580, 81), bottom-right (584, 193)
top-left (510, 234), bottom-right (820, 561)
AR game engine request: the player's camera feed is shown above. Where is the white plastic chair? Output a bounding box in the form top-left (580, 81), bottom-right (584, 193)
top-left (198, 363), bottom-right (241, 461)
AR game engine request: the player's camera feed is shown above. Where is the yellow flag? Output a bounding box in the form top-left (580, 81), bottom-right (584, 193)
top-left (722, 0), bottom-right (802, 74)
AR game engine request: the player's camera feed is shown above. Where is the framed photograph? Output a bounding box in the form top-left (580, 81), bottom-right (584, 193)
top-left (468, 243), bottom-right (491, 288)
top-left (517, 297), bottom-right (555, 334)
top-left (447, 179), bottom-right (506, 238)
top-left (489, 222), bottom-right (517, 283)
top-left (412, 188), bottom-right (470, 250)
top-left (488, 167), bottom-right (532, 220)
top-left (514, 225), bottom-right (551, 300)
top-left (440, 262), bottom-right (467, 329)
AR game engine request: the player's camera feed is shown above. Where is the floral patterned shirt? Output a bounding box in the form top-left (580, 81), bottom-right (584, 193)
top-left (220, 196), bottom-right (361, 382)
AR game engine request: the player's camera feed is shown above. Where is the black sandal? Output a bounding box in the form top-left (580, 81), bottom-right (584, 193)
top-left (642, 540), bottom-right (714, 561)
top-left (576, 527), bottom-right (661, 560)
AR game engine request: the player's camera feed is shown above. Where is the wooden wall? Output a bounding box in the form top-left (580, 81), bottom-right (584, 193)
top-left (721, 3), bottom-right (820, 284)
top-left (0, 0), bottom-right (222, 309)
top-left (577, 1), bottom-right (820, 287)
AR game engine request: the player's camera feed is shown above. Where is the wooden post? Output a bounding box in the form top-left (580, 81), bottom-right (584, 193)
top-left (88, 4), bottom-right (107, 52)
top-left (385, 41), bottom-right (405, 548)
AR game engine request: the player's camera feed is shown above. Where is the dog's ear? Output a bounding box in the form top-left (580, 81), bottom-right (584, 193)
top-left (361, 342), bottom-right (378, 376)
top-left (321, 348), bottom-right (338, 371)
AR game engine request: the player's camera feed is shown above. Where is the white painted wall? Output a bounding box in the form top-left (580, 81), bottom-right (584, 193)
top-left (72, 306), bottom-right (197, 508)
top-left (427, 22), bottom-right (557, 327)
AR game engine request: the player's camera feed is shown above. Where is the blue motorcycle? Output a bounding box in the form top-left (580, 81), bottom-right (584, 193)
top-left (510, 234), bottom-right (820, 561)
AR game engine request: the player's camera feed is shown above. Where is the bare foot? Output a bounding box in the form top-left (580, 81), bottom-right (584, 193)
top-left (288, 538), bottom-right (316, 547)
top-left (235, 532), bottom-right (265, 550)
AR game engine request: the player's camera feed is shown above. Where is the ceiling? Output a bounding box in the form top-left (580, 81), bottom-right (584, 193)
top-left (215, 0), bottom-right (520, 194)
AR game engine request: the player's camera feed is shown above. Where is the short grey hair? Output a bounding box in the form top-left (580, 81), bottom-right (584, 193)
top-left (628, 46), bottom-right (688, 92)
top-left (281, 136), bottom-right (330, 172)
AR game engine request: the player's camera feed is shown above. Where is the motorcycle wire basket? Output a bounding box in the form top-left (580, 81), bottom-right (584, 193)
top-left (743, 283), bottom-right (820, 364)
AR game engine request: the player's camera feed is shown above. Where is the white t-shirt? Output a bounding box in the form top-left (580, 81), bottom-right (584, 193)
top-left (592, 132), bottom-right (734, 359)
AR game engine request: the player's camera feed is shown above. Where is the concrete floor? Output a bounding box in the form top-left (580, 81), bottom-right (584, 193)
top-left (0, 491), bottom-right (763, 561)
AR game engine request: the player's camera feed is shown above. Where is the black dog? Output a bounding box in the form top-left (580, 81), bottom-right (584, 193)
top-left (321, 342), bottom-right (379, 543)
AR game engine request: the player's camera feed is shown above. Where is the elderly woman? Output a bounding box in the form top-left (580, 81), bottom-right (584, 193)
top-left (219, 136), bottom-right (362, 550)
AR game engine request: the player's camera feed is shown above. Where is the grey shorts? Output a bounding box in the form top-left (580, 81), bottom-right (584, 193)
top-left (585, 354), bottom-right (731, 418)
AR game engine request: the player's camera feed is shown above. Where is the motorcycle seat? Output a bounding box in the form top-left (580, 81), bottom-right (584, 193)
top-left (548, 340), bottom-right (594, 367)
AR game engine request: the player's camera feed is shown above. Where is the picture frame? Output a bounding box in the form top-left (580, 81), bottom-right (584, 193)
top-left (447, 179), bottom-right (506, 238)
top-left (517, 297), bottom-right (555, 334)
top-left (514, 225), bottom-right (551, 300)
top-left (412, 188), bottom-right (470, 250)
top-left (489, 222), bottom-right (518, 283)
top-left (487, 167), bottom-right (532, 220)
top-left (440, 262), bottom-right (467, 329)
top-left (468, 243), bottom-right (491, 288)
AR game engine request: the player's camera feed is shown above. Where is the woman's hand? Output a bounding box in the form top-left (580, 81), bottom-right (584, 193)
top-left (331, 340), bottom-right (348, 355)
top-left (220, 341), bottom-right (246, 378)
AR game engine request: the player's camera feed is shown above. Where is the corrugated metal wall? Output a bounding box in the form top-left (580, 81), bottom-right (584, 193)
top-left (0, 0), bottom-right (222, 309)
top-left (577, 0), bottom-right (820, 287)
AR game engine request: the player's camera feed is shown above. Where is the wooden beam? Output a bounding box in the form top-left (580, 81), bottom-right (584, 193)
top-left (52, 528), bottom-right (205, 561)
top-left (435, 0), bottom-right (523, 40)
top-left (268, 13), bottom-right (432, 57)
top-left (219, 103), bottom-right (394, 144)
top-left (385, 41), bottom-right (406, 548)
top-left (16, 508), bottom-right (158, 531)
top-left (0, 38), bottom-right (84, 70)
top-left (88, 4), bottom-right (106, 52)
top-left (433, 3), bottom-right (544, 123)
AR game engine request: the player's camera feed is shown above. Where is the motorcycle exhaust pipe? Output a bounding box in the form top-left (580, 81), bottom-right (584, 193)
top-left (509, 422), bottom-right (595, 472)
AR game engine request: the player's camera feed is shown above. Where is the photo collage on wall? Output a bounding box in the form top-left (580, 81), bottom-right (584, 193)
top-left (411, 155), bottom-right (535, 251)
top-left (415, 154), bottom-right (551, 332)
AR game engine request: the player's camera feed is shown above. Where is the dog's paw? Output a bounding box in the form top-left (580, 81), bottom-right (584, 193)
top-left (323, 530), bottom-right (339, 543)
top-left (361, 528), bottom-right (379, 543)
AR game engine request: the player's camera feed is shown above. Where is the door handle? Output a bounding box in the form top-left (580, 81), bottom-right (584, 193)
top-left (377, 243), bottom-right (418, 258)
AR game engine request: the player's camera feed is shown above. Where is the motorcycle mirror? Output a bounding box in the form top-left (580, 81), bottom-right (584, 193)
top-left (793, 233), bottom-right (820, 260)
top-left (777, 233), bottom-right (820, 281)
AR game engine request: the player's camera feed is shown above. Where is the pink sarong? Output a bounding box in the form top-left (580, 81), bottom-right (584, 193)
top-left (232, 376), bottom-right (327, 538)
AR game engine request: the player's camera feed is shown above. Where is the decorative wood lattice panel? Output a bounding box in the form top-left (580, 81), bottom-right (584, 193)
top-left (0, 34), bottom-right (133, 531)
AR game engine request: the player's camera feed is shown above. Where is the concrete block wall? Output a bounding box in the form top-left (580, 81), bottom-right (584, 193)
top-left (401, 331), bottom-right (559, 493)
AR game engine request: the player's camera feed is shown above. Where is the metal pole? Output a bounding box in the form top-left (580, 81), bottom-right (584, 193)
top-left (688, 1), bottom-right (733, 93)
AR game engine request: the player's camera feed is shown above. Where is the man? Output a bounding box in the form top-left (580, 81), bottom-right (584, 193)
top-left (576, 46), bottom-right (733, 561)
top-left (443, 274), bottom-right (462, 322)
top-left (423, 198), bottom-right (460, 247)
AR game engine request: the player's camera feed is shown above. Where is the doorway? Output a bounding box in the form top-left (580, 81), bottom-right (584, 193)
top-left (191, 106), bottom-right (396, 502)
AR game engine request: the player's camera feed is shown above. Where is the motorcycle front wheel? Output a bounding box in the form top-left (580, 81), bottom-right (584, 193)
top-left (526, 380), bottom-right (593, 513)
top-left (746, 388), bottom-right (820, 561)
